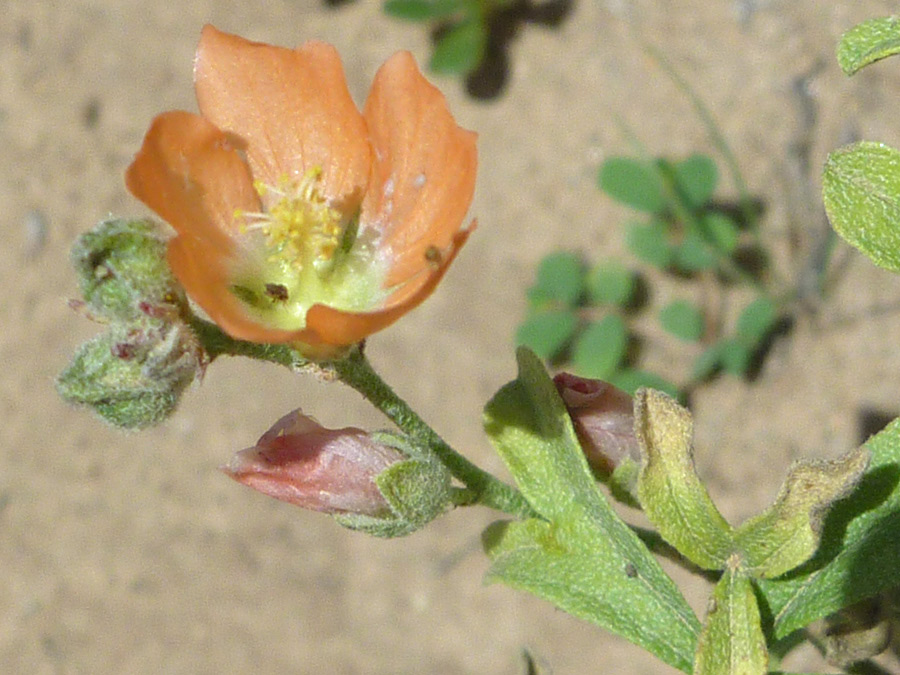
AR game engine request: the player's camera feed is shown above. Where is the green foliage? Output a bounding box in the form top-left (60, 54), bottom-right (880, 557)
top-left (529, 251), bottom-right (585, 307)
top-left (598, 157), bottom-right (666, 213)
top-left (672, 154), bottom-right (719, 210)
top-left (634, 389), bottom-right (733, 570)
top-left (521, 150), bottom-right (779, 392)
top-left (837, 15), bottom-right (900, 75)
top-left (515, 310), bottom-right (578, 360)
top-left (757, 418), bottom-right (900, 639)
top-left (659, 300), bottom-right (704, 342)
top-left (430, 17), bottom-right (486, 75)
top-left (626, 219), bottom-right (673, 267)
top-left (693, 564), bottom-right (768, 675)
top-left (571, 315), bottom-right (627, 379)
top-left (735, 296), bottom-right (777, 345)
top-left (586, 260), bottom-right (635, 305)
top-left (734, 448), bottom-right (869, 579)
top-left (380, 0), bottom-right (510, 77)
top-left (824, 141), bottom-right (900, 274)
top-left (383, 0), bottom-right (465, 21)
top-left (483, 348), bottom-right (700, 671)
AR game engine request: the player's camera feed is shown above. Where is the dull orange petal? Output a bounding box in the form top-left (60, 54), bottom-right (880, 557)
top-left (194, 25), bottom-right (370, 209)
top-left (361, 51), bottom-right (477, 288)
top-left (126, 110), bottom-right (259, 253)
top-left (304, 225), bottom-right (474, 345)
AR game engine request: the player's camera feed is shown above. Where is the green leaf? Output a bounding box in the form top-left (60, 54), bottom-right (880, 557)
top-left (429, 17), bottom-right (486, 74)
top-left (482, 348), bottom-right (701, 671)
top-left (586, 260), bottom-right (635, 306)
top-left (571, 315), bottom-right (628, 380)
top-left (736, 296), bottom-right (777, 346)
top-left (627, 220), bottom-right (673, 268)
top-left (598, 157), bottom-right (666, 213)
top-left (719, 339), bottom-right (751, 376)
top-left (675, 230), bottom-right (717, 272)
top-left (701, 211), bottom-right (740, 254)
top-left (837, 16), bottom-right (900, 76)
top-left (611, 369), bottom-right (681, 400)
top-left (383, 0), bottom-right (466, 20)
top-left (757, 417), bottom-right (900, 638)
top-left (515, 310), bottom-right (578, 360)
top-left (659, 300), bottom-right (705, 342)
top-left (693, 563), bottom-right (767, 675)
top-left (734, 447), bottom-right (869, 578)
top-left (530, 251), bottom-right (585, 307)
top-left (634, 389), bottom-right (734, 570)
top-left (692, 342), bottom-right (725, 381)
top-left (674, 155), bottom-right (718, 211)
top-left (823, 141), bottom-right (900, 273)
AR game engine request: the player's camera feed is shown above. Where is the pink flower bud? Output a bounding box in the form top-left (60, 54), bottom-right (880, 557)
top-left (553, 373), bottom-right (639, 476)
top-left (223, 410), bottom-right (405, 516)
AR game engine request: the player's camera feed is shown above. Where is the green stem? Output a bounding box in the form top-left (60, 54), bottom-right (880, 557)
top-left (190, 316), bottom-right (534, 518)
top-left (331, 348), bottom-right (535, 518)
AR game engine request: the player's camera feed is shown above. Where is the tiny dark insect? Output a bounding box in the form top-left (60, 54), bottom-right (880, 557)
top-left (625, 563), bottom-right (638, 578)
top-left (265, 283), bottom-right (289, 301)
top-left (424, 245), bottom-right (442, 265)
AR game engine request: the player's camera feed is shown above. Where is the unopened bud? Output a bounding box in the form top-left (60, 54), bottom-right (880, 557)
top-left (553, 372), bottom-right (639, 478)
top-left (223, 411), bottom-right (452, 537)
top-left (70, 218), bottom-right (185, 322)
top-left (224, 410), bottom-right (404, 516)
top-left (57, 318), bottom-right (204, 429)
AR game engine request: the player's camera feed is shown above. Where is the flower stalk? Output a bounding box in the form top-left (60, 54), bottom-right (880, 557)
top-left (191, 315), bottom-right (534, 518)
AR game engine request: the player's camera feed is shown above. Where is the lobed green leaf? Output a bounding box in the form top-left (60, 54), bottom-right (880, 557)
top-left (734, 447), bottom-right (869, 579)
top-left (757, 417), bottom-right (900, 638)
top-left (736, 296), bottom-right (777, 346)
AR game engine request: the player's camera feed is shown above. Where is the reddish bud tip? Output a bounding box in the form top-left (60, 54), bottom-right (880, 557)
top-left (553, 372), bottom-right (638, 476)
top-left (223, 409), bottom-right (405, 516)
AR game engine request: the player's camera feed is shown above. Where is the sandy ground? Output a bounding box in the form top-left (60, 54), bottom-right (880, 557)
top-left (5, 0), bottom-right (900, 672)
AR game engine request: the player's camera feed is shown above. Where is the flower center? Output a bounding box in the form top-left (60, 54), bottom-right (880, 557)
top-left (239, 168), bottom-right (345, 275)
top-left (229, 168), bottom-right (387, 332)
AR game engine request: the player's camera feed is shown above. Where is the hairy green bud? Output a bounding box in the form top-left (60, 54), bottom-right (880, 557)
top-left (70, 218), bottom-right (184, 321)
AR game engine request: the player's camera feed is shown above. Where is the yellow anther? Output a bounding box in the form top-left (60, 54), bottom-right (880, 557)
top-left (237, 166), bottom-right (344, 275)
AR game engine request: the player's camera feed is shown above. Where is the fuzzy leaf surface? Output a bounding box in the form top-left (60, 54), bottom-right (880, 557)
top-left (635, 389), bottom-right (733, 570)
top-left (734, 447), bottom-right (869, 579)
top-left (756, 418), bottom-right (900, 638)
top-left (837, 16), bottom-right (900, 75)
top-left (483, 348), bottom-right (700, 671)
top-left (693, 563), bottom-right (767, 675)
top-left (824, 141), bottom-right (900, 273)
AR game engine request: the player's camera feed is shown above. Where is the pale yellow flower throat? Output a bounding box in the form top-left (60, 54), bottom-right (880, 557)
top-left (236, 167), bottom-right (345, 278)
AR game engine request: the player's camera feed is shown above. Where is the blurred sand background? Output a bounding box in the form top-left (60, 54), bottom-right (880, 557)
top-left (5, 0), bottom-right (900, 672)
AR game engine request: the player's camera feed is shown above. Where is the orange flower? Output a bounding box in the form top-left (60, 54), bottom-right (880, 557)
top-left (126, 26), bottom-right (477, 351)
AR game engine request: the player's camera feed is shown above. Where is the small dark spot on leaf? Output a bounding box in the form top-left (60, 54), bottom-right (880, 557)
top-left (625, 563), bottom-right (637, 578)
